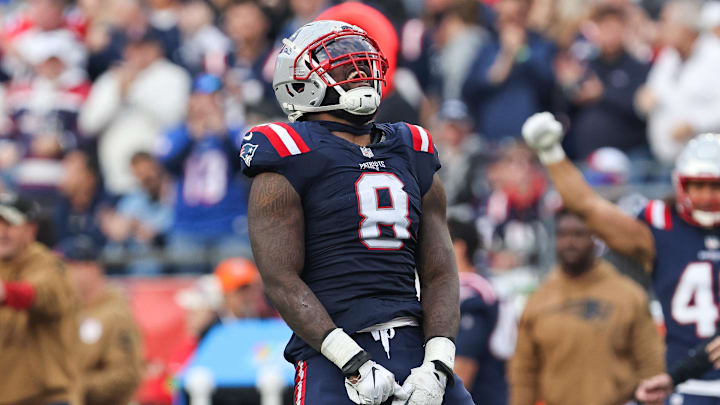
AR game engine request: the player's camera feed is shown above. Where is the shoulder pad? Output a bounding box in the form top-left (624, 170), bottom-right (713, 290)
top-left (403, 123), bottom-right (435, 153)
top-left (641, 200), bottom-right (672, 230)
top-left (246, 122), bottom-right (311, 158)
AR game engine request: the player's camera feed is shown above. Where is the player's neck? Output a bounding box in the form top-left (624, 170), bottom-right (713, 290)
top-left (309, 113), bottom-right (372, 146)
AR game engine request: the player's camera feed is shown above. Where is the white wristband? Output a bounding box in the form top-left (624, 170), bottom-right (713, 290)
top-left (424, 337), bottom-right (455, 370)
top-left (537, 143), bottom-right (566, 165)
top-left (321, 328), bottom-right (364, 370)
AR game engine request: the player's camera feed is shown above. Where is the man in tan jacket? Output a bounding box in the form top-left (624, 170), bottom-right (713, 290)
top-left (0, 193), bottom-right (81, 405)
top-left (62, 236), bottom-right (143, 405)
top-left (509, 208), bottom-right (665, 405)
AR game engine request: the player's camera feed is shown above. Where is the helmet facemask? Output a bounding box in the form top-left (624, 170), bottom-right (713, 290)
top-left (278, 26), bottom-right (388, 123)
top-left (674, 175), bottom-right (720, 227)
top-left (673, 133), bottom-right (720, 228)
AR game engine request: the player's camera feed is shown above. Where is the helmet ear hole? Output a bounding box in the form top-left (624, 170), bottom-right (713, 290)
top-left (292, 83), bottom-right (305, 93)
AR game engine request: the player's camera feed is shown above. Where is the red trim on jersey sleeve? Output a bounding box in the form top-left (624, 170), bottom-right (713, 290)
top-left (644, 200), bottom-right (653, 225)
top-left (3, 282), bottom-right (35, 310)
top-left (251, 125), bottom-right (291, 157)
top-left (276, 122), bottom-right (310, 153)
top-left (644, 200), bottom-right (672, 230)
top-left (424, 128), bottom-right (434, 154)
top-left (404, 123), bottom-right (434, 153)
top-left (664, 204), bottom-right (673, 230)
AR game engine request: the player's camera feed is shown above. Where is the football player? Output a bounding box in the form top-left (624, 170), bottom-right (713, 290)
top-left (240, 21), bottom-right (474, 405)
top-left (522, 112), bottom-right (720, 404)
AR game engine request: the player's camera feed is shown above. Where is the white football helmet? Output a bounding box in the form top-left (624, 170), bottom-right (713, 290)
top-left (673, 133), bottom-right (720, 227)
top-left (273, 20), bottom-right (388, 122)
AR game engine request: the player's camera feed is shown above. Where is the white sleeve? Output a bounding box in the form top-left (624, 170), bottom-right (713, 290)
top-left (78, 73), bottom-right (123, 136)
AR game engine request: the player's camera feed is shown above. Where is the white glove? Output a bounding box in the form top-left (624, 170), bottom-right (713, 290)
top-left (392, 337), bottom-right (455, 405)
top-left (521, 112), bottom-right (566, 164)
top-left (345, 360), bottom-right (405, 405)
top-left (391, 362), bottom-right (446, 405)
top-left (321, 328), bottom-right (403, 405)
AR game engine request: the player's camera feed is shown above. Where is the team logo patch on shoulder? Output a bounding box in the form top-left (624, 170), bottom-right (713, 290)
top-left (240, 143), bottom-right (258, 166)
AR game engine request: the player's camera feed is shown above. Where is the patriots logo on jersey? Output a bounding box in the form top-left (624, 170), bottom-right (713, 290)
top-left (240, 143), bottom-right (258, 167)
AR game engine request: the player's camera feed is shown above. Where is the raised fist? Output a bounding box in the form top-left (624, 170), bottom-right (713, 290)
top-left (521, 112), bottom-right (566, 164)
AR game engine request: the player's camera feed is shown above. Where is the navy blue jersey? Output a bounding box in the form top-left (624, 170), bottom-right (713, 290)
top-left (240, 120), bottom-right (440, 362)
top-left (639, 200), bottom-right (720, 380)
top-left (457, 272), bottom-right (513, 405)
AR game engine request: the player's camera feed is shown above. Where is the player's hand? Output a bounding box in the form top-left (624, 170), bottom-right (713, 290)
top-left (706, 336), bottom-right (720, 369)
top-left (521, 112), bottom-right (566, 165)
top-left (634, 373), bottom-right (673, 404)
top-left (345, 360), bottom-right (401, 405)
top-left (391, 362), bottom-right (446, 405)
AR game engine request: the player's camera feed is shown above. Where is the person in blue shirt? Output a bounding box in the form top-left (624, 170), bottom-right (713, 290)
top-left (157, 73), bottom-right (251, 273)
top-left (462, 0), bottom-right (556, 142)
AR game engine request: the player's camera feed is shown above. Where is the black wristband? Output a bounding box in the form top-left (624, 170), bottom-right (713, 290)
top-left (432, 360), bottom-right (455, 387)
top-left (341, 350), bottom-right (372, 377)
top-left (425, 335), bottom-right (456, 344)
top-left (669, 342), bottom-right (713, 385)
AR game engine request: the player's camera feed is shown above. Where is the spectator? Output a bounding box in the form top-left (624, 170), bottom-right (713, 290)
top-left (278, 0), bottom-right (330, 41)
top-left (434, 99), bottom-right (493, 216)
top-left (557, 4), bottom-right (651, 160)
top-left (157, 74), bottom-right (251, 273)
top-left (55, 149), bottom-right (111, 249)
top-left (84, 0), bottom-right (148, 80)
top-left (2, 0), bottom-right (87, 80)
top-left (449, 218), bottom-right (515, 405)
top-left (462, 0), bottom-right (556, 142)
top-left (509, 208), bottom-right (665, 405)
top-left (100, 151), bottom-right (173, 275)
top-left (401, 0), bottom-right (487, 101)
top-left (63, 236), bottom-right (144, 405)
top-left (79, 27), bottom-right (190, 194)
top-left (214, 257), bottom-right (274, 319)
top-left (3, 31), bottom-right (90, 194)
top-left (0, 193), bottom-right (81, 405)
top-left (480, 141), bottom-right (551, 274)
top-left (147, 0), bottom-right (182, 64)
top-left (223, 0), bottom-right (281, 122)
top-left (636, 0), bottom-right (720, 164)
top-left (177, 0), bottom-right (231, 76)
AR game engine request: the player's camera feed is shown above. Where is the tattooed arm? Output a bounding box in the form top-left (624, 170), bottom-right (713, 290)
top-left (417, 174), bottom-right (460, 341)
top-left (248, 172), bottom-right (335, 350)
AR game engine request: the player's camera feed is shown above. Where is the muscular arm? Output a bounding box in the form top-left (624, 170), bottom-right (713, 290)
top-left (416, 174), bottom-right (460, 340)
top-left (546, 158), bottom-right (656, 270)
top-left (248, 172), bottom-right (336, 350)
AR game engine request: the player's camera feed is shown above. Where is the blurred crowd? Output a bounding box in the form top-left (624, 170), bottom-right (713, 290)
top-left (0, 0), bottom-right (717, 279)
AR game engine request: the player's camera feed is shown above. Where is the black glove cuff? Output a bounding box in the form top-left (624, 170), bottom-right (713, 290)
top-left (432, 360), bottom-right (455, 387)
top-left (341, 350), bottom-right (372, 377)
top-left (669, 342), bottom-right (712, 385)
